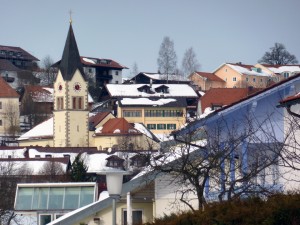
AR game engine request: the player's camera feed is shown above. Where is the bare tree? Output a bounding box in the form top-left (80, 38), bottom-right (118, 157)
top-left (0, 160), bottom-right (19, 225)
top-left (3, 102), bottom-right (20, 137)
top-left (147, 111), bottom-right (298, 212)
top-left (40, 55), bottom-right (57, 85)
top-left (130, 62), bottom-right (139, 78)
top-left (181, 47), bottom-right (200, 78)
top-left (259, 43), bottom-right (298, 65)
top-left (38, 161), bottom-right (66, 181)
top-left (157, 36), bottom-right (177, 80)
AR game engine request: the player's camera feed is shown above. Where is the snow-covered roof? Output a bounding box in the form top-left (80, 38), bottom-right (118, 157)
top-left (227, 64), bottom-right (270, 77)
top-left (106, 84), bottom-right (198, 97)
top-left (266, 65), bottom-right (300, 74)
top-left (120, 97), bottom-right (176, 106)
top-left (142, 72), bottom-right (188, 81)
top-left (0, 148), bottom-right (26, 158)
top-left (17, 117), bottom-right (53, 140)
top-left (31, 87), bottom-right (53, 102)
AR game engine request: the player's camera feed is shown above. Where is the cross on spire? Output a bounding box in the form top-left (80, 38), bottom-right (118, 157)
top-left (69, 10), bottom-right (73, 24)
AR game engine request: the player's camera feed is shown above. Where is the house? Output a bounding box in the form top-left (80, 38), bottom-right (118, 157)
top-left (80, 56), bottom-right (128, 85)
top-left (92, 117), bottom-right (160, 151)
top-left (214, 62), bottom-right (272, 88)
top-left (44, 145), bottom-right (203, 225)
top-left (100, 83), bottom-right (199, 134)
top-left (189, 71), bottom-right (225, 91)
top-left (0, 76), bottom-right (20, 142)
top-left (126, 72), bottom-right (190, 84)
top-left (277, 89), bottom-right (300, 190)
top-left (0, 45), bottom-right (40, 88)
top-left (177, 73), bottom-right (300, 193)
top-left (14, 182), bottom-right (98, 225)
top-left (17, 113), bottom-right (160, 150)
top-left (199, 87), bottom-right (262, 113)
top-left (0, 45), bottom-right (39, 70)
top-left (255, 63), bottom-right (300, 82)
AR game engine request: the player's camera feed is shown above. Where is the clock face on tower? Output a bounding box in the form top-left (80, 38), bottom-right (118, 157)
top-left (73, 82), bottom-right (82, 92)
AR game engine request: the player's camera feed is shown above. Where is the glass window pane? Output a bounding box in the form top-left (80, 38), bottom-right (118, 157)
top-left (48, 188), bottom-right (64, 209)
top-left (64, 187), bottom-right (80, 209)
top-left (15, 187), bottom-right (34, 210)
top-left (79, 187), bottom-right (94, 207)
top-left (39, 188), bottom-right (49, 209)
top-left (133, 211), bottom-right (142, 225)
top-left (40, 215), bottom-right (52, 225)
top-left (32, 188), bottom-right (40, 209)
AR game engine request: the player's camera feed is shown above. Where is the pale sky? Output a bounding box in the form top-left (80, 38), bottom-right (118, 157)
top-left (1, 0), bottom-right (299, 77)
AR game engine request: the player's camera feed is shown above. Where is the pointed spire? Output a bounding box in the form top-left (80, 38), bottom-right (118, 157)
top-left (59, 24), bottom-right (86, 81)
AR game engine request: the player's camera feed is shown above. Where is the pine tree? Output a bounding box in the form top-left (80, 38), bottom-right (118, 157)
top-left (70, 153), bottom-right (89, 182)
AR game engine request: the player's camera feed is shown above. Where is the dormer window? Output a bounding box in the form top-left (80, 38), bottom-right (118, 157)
top-left (130, 155), bottom-right (149, 167)
top-left (137, 85), bottom-right (153, 93)
top-left (154, 85), bottom-right (169, 93)
top-left (106, 156), bottom-right (124, 169)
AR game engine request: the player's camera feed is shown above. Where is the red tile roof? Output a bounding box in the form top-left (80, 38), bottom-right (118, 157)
top-left (0, 76), bottom-right (19, 98)
top-left (0, 59), bottom-right (21, 71)
top-left (227, 63), bottom-right (254, 70)
top-left (0, 45), bottom-right (39, 61)
top-left (96, 118), bottom-right (141, 135)
top-left (194, 72), bottom-right (225, 82)
top-left (201, 88), bottom-right (261, 112)
top-left (89, 112), bottom-right (111, 127)
top-left (279, 92), bottom-right (300, 105)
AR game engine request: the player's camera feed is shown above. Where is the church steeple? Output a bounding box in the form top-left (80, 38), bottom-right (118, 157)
top-left (59, 24), bottom-right (86, 81)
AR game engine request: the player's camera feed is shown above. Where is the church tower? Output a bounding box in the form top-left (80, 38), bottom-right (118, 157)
top-left (53, 23), bottom-right (89, 147)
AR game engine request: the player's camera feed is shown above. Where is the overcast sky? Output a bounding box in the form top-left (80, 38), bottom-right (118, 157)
top-left (1, 0), bottom-right (299, 77)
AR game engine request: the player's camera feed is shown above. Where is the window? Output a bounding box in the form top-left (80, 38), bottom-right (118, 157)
top-left (283, 72), bottom-right (289, 78)
top-left (72, 97), bottom-right (83, 110)
top-left (145, 110), bottom-right (183, 117)
top-left (57, 97), bottom-right (64, 110)
top-left (233, 77), bottom-right (236, 81)
top-left (0, 120), bottom-right (2, 126)
top-left (253, 78), bottom-right (256, 82)
top-left (123, 110), bottom-right (141, 117)
top-left (123, 209), bottom-right (143, 225)
top-left (157, 124), bottom-right (166, 130)
top-left (246, 77), bottom-right (249, 82)
top-left (147, 124), bottom-right (156, 129)
top-left (16, 185), bottom-right (96, 211)
top-left (116, 81), bottom-right (119, 84)
top-left (167, 124), bottom-right (176, 130)
top-left (260, 78), bottom-right (263, 82)
top-left (0, 101), bottom-right (2, 109)
top-left (115, 71), bottom-right (119, 75)
top-left (39, 214), bottom-right (52, 225)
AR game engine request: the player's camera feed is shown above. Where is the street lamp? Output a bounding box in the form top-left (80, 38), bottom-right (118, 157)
top-left (102, 170), bottom-right (129, 225)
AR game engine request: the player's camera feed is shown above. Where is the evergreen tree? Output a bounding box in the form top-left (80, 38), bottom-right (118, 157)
top-left (70, 153), bottom-right (89, 182)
